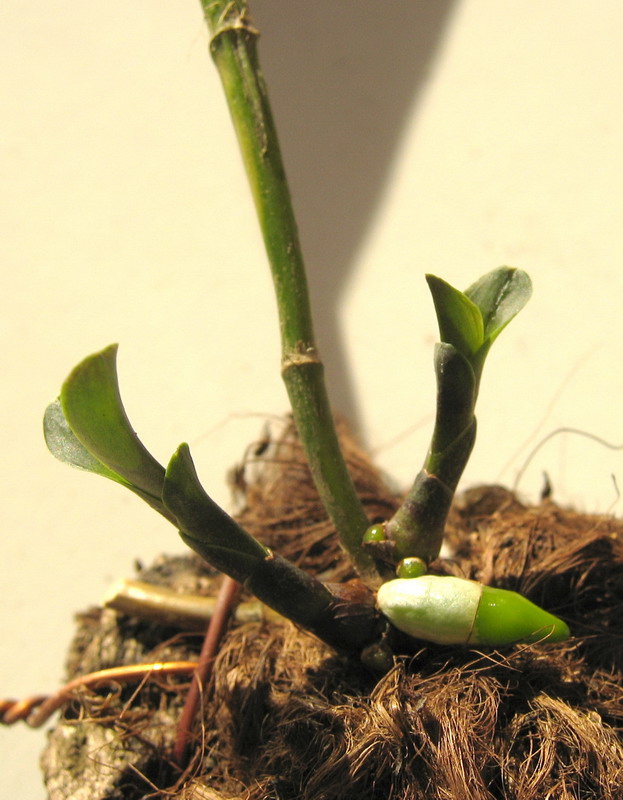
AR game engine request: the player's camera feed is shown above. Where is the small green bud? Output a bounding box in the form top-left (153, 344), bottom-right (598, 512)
top-left (376, 575), bottom-right (569, 646)
top-left (363, 523), bottom-right (386, 543)
top-left (396, 557), bottom-right (427, 579)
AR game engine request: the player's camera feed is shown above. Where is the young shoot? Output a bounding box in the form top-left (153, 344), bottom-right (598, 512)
top-left (364, 267), bottom-right (533, 568)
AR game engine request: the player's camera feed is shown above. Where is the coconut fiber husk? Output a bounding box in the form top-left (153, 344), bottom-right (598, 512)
top-left (42, 418), bottom-right (623, 800)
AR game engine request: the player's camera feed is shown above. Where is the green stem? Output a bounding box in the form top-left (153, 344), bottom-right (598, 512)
top-left (199, 0), bottom-right (380, 584)
top-left (384, 345), bottom-right (477, 564)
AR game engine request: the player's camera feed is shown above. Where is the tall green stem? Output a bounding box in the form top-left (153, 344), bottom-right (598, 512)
top-left (199, 0), bottom-right (380, 584)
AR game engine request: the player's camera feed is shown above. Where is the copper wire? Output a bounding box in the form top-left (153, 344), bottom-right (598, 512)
top-left (1, 661), bottom-right (198, 728)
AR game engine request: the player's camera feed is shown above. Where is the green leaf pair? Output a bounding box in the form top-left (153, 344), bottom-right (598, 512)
top-left (426, 267), bottom-right (532, 389)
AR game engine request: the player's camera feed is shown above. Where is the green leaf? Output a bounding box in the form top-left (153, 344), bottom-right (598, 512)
top-left (425, 274), bottom-right (484, 359)
top-left (163, 445), bottom-right (369, 651)
top-left (44, 398), bottom-right (125, 484)
top-left (465, 267), bottom-right (532, 345)
top-left (44, 344), bottom-right (175, 521)
top-left (44, 396), bottom-right (174, 519)
top-left (163, 443), bottom-right (269, 582)
top-left (59, 344), bottom-right (165, 501)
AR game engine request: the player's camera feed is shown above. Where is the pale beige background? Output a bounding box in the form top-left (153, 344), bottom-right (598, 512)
top-left (3, 1), bottom-right (623, 796)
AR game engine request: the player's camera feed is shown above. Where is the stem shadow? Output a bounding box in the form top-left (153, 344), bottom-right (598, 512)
top-left (251, 0), bottom-right (457, 436)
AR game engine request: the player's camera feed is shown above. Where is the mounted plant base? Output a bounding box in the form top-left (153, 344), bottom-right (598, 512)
top-left (41, 422), bottom-right (623, 800)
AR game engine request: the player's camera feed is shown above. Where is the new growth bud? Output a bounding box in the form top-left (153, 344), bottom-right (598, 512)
top-left (377, 575), bottom-right (569, 646)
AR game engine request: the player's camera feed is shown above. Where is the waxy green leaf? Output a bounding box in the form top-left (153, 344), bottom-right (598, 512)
top-left (164, 443), bottom-right (269, 583)
top-left (58, 345), bottom-right (165, 499)
top-left (44, 344), bottom-right (173, 521)
top-left (465, 267), bottom-right (532, 345)
top-left (44, 398), bottom-right (124, 484)
top-left (425, 274), bottom-right (484, 359)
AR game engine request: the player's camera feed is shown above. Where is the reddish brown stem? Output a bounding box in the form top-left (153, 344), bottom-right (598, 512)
top-left (173, 576), bottom-right (240, 767)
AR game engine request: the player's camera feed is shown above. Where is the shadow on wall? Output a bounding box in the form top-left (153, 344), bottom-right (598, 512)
top-left (251, 0), bottom-right (457, 436)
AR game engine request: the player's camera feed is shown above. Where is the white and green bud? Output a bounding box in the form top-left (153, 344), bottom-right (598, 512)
top-left (376, 575), bottom-right (570, 646)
